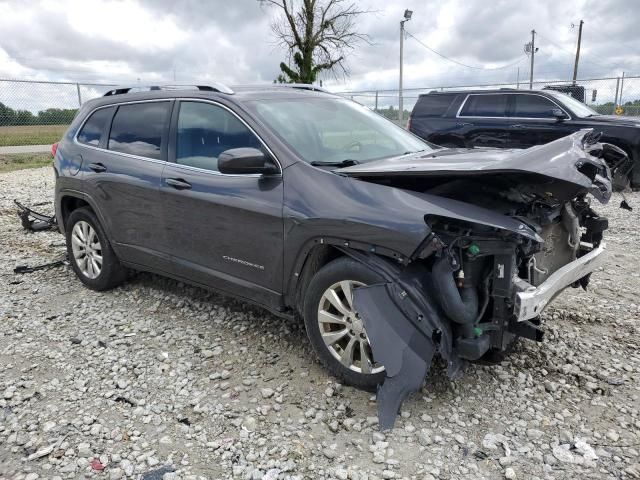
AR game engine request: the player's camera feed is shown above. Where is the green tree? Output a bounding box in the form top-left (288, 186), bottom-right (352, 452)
top-left (37, 108), bottom-right (77, 125)
top-left (14, 110), bottom-right (35, 125)
top-left (0, 102), bottom-right (78, 126)
top-left (0, 102), bottom-right (17, 126)
top-left (261, 0), bottom-right (369, 84)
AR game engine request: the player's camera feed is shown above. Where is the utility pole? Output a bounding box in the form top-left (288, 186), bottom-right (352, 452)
top-left (399, 9), bottom-right (413, 122)
top-left (529, 29), bottom-right (536, 89)
top-left (572, 20), bottom-right (584, 84)
top-left (516, 67), bottom-right (520, 89)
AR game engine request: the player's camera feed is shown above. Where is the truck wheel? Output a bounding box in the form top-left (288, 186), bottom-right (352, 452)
top-left (65, 207), bottom-right (126, 291)
top-left (303, 257), bottom-right (386, 390)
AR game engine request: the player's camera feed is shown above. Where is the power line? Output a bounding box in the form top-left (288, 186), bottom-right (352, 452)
top-left (536, 32), bottom-right (613, 71)
top-left (404, 30), bottom-right (527, 71)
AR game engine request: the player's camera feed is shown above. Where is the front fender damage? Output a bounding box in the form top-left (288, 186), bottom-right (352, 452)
top-left (347, 251), bottom-right (463, 431)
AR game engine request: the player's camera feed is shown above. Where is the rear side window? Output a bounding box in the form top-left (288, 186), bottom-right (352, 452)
top-left (413, 94), bottom-right (455, 117)
top-left (459, 94), bottom-right (508, 117)
top-left (108, 102), bottom-right (170, 159)
top-left (176, 101), bottom-right (262, 172)
top-left (77, 107), bottom-right (113, 146)
top-left (512, 94), bottom-right (559, 118)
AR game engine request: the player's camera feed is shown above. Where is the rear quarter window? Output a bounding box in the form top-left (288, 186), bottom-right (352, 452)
top-left (413, 94), bottom-right (456, 117)
top-left (77, 107), bottom-right (114, 146)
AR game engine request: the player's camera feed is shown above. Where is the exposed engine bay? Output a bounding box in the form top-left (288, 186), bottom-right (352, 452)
top-left (338, 130), bottom-right (629, 430)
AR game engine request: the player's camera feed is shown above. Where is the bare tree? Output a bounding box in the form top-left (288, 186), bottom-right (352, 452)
top-left (261, 0), bottom-right (370, 83)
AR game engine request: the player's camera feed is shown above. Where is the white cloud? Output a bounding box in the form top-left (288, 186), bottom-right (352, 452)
top-left (0, 0), bottom-right (638, 110)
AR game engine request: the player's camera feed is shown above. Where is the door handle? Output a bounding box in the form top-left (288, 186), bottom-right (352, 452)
top-left (166, 178), bottom-right (192, 190)
top-left (510, 124), bottom-right (524, 129)
top-left (456, 122), bottom-right (473, 127)
top-left (89, 162), bottom-right (107, 173)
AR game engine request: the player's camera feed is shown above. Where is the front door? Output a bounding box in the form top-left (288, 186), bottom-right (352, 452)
top-left (508, 94), bottom-right (577, 147)
top-left (161, 100), bottom-right (284, 306)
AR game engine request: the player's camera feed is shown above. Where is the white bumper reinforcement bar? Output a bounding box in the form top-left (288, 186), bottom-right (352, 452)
top-left (514, 243), bottom-right (607, 322)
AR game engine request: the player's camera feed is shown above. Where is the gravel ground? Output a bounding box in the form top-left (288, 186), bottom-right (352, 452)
top-left (1, 166), bottom-right (639, 480)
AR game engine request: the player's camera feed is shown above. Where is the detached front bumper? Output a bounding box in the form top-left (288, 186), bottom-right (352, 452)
top-left (514, 243), bottom-right (607, 321)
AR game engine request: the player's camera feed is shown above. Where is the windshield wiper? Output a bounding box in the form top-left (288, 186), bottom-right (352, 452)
top-left (310, 159), bottom-right (360, 167)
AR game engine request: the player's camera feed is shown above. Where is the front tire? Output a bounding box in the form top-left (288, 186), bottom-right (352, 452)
top-left (65, 207), bottom-right (126, 291)
top-left (303, 257), bottom-right (386, 390)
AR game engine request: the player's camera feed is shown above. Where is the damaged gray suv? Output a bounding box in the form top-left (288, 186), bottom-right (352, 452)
top-left (54, 84), bottom-right (625, 429)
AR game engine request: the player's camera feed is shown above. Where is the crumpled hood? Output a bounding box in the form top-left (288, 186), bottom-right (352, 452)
top-left (339, 129), bottom-right (613, 204)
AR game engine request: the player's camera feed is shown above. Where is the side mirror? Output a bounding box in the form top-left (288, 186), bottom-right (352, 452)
top-left (218, 148), bottom-right (278, 175)
top-left (551, 108), bottom-right (568, 121)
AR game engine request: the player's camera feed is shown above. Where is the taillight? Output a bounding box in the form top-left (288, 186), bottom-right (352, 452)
top-left (406, 116), bottom-right (411, 130)
top-left (51, 142), bottom-right (58, 157)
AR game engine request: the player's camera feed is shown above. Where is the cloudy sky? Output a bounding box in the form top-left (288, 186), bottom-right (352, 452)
top-left (0, 0), bottom-right (638, 96)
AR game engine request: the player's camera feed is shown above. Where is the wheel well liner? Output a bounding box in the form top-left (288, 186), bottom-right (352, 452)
top-left (292, 244), bottom-right (343, 315)
top-left (60, 196), bottom-right (91, 229)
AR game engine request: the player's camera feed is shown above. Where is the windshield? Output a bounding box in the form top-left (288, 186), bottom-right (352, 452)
top-left (545, 91), bottom-right (600, 118)
top-left (247, 97), bottom-right (433, 164)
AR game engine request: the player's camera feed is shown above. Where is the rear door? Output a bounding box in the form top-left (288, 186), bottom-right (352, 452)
top-left (81, 100), bottom-right (173, 269)
top-left (160, 100), bottom-right (284, 305)
top-left (456, 93), bottom-right (514, 148)
top-left (508, 93), bottom-right (576, 147)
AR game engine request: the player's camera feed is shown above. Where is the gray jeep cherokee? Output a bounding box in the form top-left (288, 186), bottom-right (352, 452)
top-left (54, 84), bottom-right (623, 429)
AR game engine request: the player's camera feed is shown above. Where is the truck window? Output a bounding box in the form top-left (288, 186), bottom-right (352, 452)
top-left (512, 94), bottom-right (560, 118)
top-left (459, 94), bottom-right (508, 117)
top-left (413, 94), bottom-right (455, 118)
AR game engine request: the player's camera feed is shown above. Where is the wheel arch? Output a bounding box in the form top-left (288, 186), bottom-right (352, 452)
top-left (286, 237), bottom-right (407, 316)
top-left (57, 192), bottom-right (111, 237)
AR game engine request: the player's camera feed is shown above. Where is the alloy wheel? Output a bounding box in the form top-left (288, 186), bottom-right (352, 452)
top-left (317, 280), bottom-right (384, 374)
top-left (71, 220), bottom-right (103, 279)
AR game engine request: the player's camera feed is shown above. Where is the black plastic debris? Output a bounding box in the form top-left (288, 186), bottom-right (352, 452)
top-left (13, 256), bottom-right (67, 274)
top-left (345, 249), bottom-right (462, 431)
top-left (140, 465), bottom-right (176, 480)
top-left (354, 283), bottom-right (436, 431)
top-left (14, 200), bottom-right (57, 232)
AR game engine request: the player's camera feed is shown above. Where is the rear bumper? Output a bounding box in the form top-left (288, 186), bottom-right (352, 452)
top-left (514, 243), bottom-right (607, 321)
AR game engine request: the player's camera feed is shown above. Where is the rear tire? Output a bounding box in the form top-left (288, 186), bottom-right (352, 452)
top-left (303, 257), bottom-right (386, 390)
top-left (65, 207), bottom-right (126, 291)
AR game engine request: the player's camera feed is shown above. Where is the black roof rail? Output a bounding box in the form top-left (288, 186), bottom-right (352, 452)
top-left (103, 83), bottom-right (234, 96)
top-left (278, 83), bottom-right (330, 93)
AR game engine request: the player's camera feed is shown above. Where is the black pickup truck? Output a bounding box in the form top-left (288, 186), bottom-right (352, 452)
top-left (408, 89), bottom-right (640, 187)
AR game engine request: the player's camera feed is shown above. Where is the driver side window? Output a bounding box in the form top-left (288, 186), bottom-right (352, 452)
top-left (176, 101), bottom-right (262, 172)
top-left (512, 94), bottom-right (560, 118)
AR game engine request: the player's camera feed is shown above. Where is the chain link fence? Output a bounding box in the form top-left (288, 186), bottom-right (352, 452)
top-left (0, 79), bottom-right (117, 147)
top-left (1, 76), bottom-right (639, 147)
top-left (337, 75), bottom-right (640, 123)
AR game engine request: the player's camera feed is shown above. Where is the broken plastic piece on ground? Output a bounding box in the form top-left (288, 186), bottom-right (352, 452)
top-left (14, 199), bottom-right (57, 232)
top-left (14, 256), bottom-right (67, 274)
top-left (140, 465), bottom-right (176, 480)
top-left (620, 194), bottom-right (633, 211)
